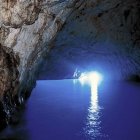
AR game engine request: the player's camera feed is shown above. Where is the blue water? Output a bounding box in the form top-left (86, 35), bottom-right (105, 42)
top-left (0, 80), bottom-right (140, 140)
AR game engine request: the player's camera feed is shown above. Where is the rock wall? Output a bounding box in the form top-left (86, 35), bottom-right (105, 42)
top-left (0, 0), bottom-right (85, 124)
top-left (39, 0), bottom-right (140, 81)
top-left (0, 44), bottom-right (19, 129)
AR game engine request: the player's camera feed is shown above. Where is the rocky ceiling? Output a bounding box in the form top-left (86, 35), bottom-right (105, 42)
top-left (39, 0), bottom-right (140, 81)
top-left (0, 0), bottom-right (140, 127)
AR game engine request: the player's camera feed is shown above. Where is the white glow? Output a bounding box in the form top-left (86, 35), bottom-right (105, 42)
top-left (80, 71), bottom-right (102, 137)
top-left (78, 71), bottom-right (103, 86)
top-left (78, 71), bottom-right (103, 114)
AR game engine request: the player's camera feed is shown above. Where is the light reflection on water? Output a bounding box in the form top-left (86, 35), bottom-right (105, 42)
top-left (77, 71), bottom-right (103, 138)
top-left (1, 80), bottom-right (140, 140)
top-left (82, 81), bottom-right (102, 139)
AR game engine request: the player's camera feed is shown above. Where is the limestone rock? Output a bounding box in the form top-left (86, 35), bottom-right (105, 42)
top-left (39, 0), bottom-right (140, 80)
top-left (0, 0), bottom-right (84, 124)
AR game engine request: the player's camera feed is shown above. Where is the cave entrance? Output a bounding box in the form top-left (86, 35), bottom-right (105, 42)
top-left (37, 0), bottom-right (140, 81)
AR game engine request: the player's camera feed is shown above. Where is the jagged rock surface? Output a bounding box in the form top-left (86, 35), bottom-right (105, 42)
top-left (39, 0), bottom-right (140, 81)
top-left (0, 0), bottom-right (84, 124)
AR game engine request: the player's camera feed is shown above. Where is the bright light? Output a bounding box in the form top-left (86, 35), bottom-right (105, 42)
top-left (80, 71), bottom-right (102, 136)
top-left (78, 71), bottom-right (103, 86)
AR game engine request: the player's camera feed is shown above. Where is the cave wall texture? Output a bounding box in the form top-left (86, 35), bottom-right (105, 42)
top-left (39, 0), bottom-right (140, 80)
top-left (0, 0), bottom-right (85, 125)
top-left (0, 0), bottom-right (140, 126)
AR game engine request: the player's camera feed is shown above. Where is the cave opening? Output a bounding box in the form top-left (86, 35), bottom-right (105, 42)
top-left (37, 0), bottom-right (140, 82)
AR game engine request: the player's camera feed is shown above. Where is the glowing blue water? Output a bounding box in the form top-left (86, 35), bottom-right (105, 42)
top-left (0, 80), bottom-right (140, 140)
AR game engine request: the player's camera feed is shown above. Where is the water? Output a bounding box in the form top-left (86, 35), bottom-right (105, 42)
top-left (0, 80), bottom-right (140, 140)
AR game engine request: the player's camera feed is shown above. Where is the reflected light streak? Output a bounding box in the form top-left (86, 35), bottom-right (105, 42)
top-left (78, 71), bottom-right (103, 138)
top-left (90, 84), bottom-right (98, 113)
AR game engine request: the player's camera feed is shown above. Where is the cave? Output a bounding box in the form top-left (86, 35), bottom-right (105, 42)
top-left (0, 0), bottom-right (140, 139)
